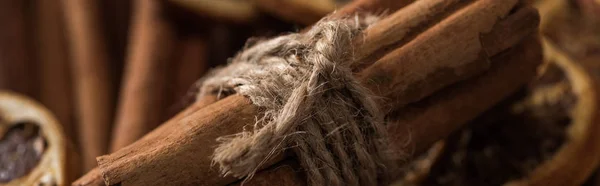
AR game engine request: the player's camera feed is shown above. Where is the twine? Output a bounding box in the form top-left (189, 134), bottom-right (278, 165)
top-left (199, 15), bottom-right (390, 185)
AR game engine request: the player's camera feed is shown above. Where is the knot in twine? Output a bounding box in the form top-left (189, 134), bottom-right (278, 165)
top-left (199, 15), bottom-right (391, 185)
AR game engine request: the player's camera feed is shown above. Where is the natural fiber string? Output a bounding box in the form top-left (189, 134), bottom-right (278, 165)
top-left (198, 15), bottom-right (391, 185)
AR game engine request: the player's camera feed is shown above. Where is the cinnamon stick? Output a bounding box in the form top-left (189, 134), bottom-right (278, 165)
top-left (352, 0), bottom-right (472, 69)
top-left (0, 0), bottom-right (38, 99)
top-left (35, 0), bottom-right (76, 149)
top-left (33, 0), bottom-right (81, 179)
top-left (110, 0), bottom-right (177, 152)
top-left (89, 1), bottom-right (537, 185)
top-left (358, 0), bottom-right (536, 110)
top-left (73, 99), bottom-right (215, 186)
top-left (164, 35), bottom-right (210, 120)
top-left (61, 0), bottom-right (115, 171)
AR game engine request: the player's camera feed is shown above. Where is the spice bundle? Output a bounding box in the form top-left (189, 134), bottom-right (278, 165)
top-left (0, 0), bottom-right (598, 186)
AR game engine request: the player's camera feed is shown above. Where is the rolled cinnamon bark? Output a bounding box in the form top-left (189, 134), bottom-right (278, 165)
top-left (75, 89), bottom-right (229, 185)
top-left (0, 0), bottom-right (38, 99)
top-left (110, 0), bottom-right (177, 152)
top-left (164, 35), bottom-right (210, 120)
top-left (61, 0), bottom-right (115, 171)
top-left (173, 36), bottom-right (209, 105)
top-left (352, 0), bottom-right (472, 70)
top-left (0, 92), bottom-right (74, 185)
top-left (357, 0), bottom-right (530, 110)
top-left (90, 1), bottom-right (539, 185)
top-left (34, 0), bottom-right (76, 151)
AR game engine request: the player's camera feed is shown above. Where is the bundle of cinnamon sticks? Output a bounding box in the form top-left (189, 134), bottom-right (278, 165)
top-left (0, 0), bottom-right (599, 185)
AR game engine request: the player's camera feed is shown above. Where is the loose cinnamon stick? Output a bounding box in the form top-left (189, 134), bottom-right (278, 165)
top-left (35, 0), bottom-right (76, 149)
top-left (34, 0), bottom-right (81, 179)
top-left (164, 35), bottom-right (209, 120)
top-left (110, 0), bottom-right (177, 152)
top-left (0, 0), bottom-right (38, 99)
top-left (61, 0), bottom-right (115, 171)
top-left (173, 36), bottom-right (208, 105)
top-left (89, 2), bottom-right (537, 185)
